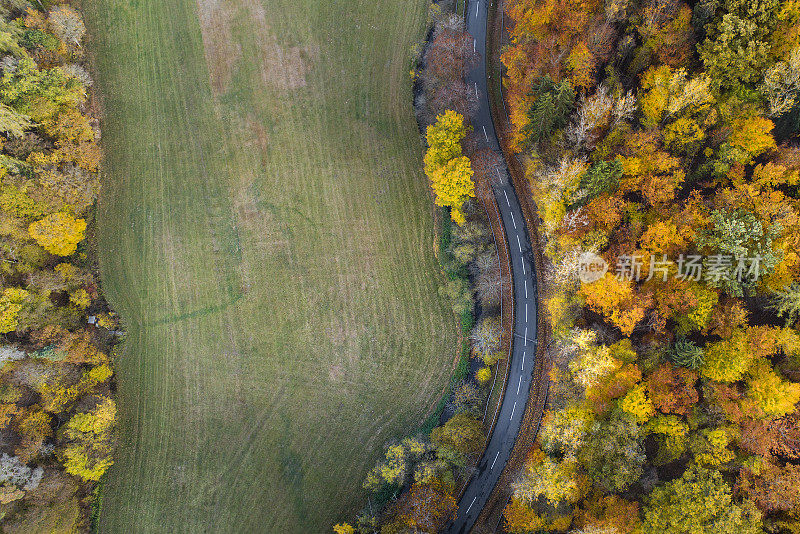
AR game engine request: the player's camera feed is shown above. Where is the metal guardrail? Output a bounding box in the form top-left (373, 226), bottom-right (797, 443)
top-left (479, 190), bottom-right (513, 431)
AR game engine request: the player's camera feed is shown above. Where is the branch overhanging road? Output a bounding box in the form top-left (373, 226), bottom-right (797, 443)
top-left (445, 1), bottom-right (538, 532)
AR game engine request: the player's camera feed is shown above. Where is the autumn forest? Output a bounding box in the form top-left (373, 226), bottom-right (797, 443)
top-left (0, 0), bottom-right (799, 531)
top-left (0, 1), bottom-right (116, 531)
top-left (502, 0), bottom-right (800, 532)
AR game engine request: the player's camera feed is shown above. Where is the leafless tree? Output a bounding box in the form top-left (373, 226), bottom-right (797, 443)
top-left (48, 6), bottom-right (86, 46)
top-left (0, 453), bottom-right (43, 491)
top-left (429, 79), bottom-right (478, 120)
top-left (566, 84), bottom-right (613, 151)
top-left (762, 47), bottom-right (800, 117)
top-left (470, 316), bottom-right (501, 360)
top-left (447, 381), bottom-right (482, 415)
top-left (471, 251), bottom-right (502, 310)
top-left (421, 14), bottom-right (480, 122)
top-left (470, 147), bottom-right (508, 186)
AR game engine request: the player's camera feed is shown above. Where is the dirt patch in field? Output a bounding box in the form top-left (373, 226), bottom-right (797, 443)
top-left (196, 0), bottom-right (242, 95)
top-left (244, 0), bottom-right (319, 91)
top-left (196, 0), bottom-right (319, 93)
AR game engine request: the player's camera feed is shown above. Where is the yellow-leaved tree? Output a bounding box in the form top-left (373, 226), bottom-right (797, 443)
top-left (58, 396), bottom-right (116, 481)
top-left (744, 359), bottom-right (800, 418)
top-left (0, 288), bottom-right (29, 333)
top-left (424, 110), bottom-right (475, 225)
top-left (429, 156), bottom-right (474, 225)
top-left (621, 383), bottom-right (655, 423)
top-left (28, 212), bottom-right (86, 256)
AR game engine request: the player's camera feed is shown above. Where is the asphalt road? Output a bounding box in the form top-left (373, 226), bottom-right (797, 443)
top-left (444, 0), bottom-right (539, 532)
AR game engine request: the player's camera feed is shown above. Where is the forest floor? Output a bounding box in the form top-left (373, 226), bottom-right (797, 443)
top-left (81, 0), bottom-right (457, 530)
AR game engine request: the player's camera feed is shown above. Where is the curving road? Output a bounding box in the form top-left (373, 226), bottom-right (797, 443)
top-left (445, 0), bottom-right (539, 532)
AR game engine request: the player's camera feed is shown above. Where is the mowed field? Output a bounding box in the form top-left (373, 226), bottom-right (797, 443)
top-left (82, 0), bottom-right (456, 531)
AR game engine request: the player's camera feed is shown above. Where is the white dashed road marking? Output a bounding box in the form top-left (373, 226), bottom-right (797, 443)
top-left (491, 450), bottom-right (500, 469)
top-left (475, 1), bottom-right (478, 17)
top-left (516, 235), bottom-right (522, 252)
top-left (517, 375), bottom-right (522, 394)
top-left (510, 211), bottom-right (516, 229)
top-left (510, 401), bottom-right (517, 420)
top-left (524, 279), bottom-right (528, 298)
top-left (473, 39), bottom-right (476, 53)
top-left (504, 190), bottom-right (510, 206)
top-left (475, 82), bottom-right (478, 98)
top-left (466, 496), bottom-right (477, 514)
top-left (483, 125), bottom-right (489, 141)
top-left (525, 302), bottom-right (528, 322)
top-left (522, 350), bottom-right (525, 371)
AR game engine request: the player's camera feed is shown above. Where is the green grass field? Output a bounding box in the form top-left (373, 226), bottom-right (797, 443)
top-left (81, 0), bottom-right (457, 531)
